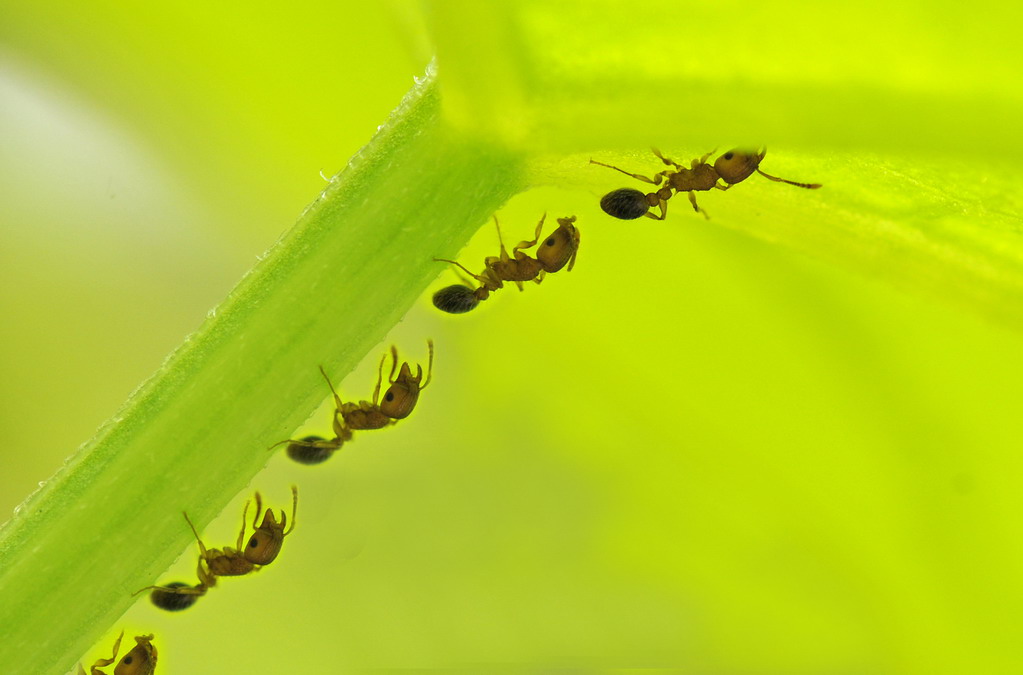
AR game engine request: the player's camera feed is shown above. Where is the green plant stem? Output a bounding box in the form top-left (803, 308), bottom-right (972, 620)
top-left (0, 65), bottom-right (524, 673)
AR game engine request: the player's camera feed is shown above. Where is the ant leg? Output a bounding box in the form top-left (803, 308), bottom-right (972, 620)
top-left (133, 559), bottom-right (216, 596)
top-left (183, 511), bottom-right (212, 560)
top-left (589, 159), bottom-right (663, 185)
top-left (317, 366), bottom-right (346, 412)
top-left (513, 213), bottom-right (546, 255)
top-left (643, 199), bottom-right (668, 220)
top-left (232, 497), bottom-right (250, 550)
top-left (690, 148), bottom-right (716, 168)
top-left (687, 192), bottom-right (710, 219)
top-left (531, 270), bottom-right (547, 285)
top-left (474, 265), bottom-right (503, 293)
top-left (420, 339), bottom-right (434, 390)
top-left (89, 631), bottom-right (123, 673)
top-left (492, 216), bottom-right (513, 263)
top-left (434, 257), bottom-right (487, 284)
top-left (370, 351), bottom-right (386, 404)
top-left (756, 168), bottom-right (822, 189)
top-left (264, 367), bottom-right (349, 452)
top-left (196, 558), bottom-right (217, 589)
top-left (331, 410), bottom-right (351, 445)
top-left (452, 267), bottom-right (477, 287)
top-left (388, 345), bottom-right (400, 384)
top-left (651, 147), bottom-right (684, 170)
top-left (249, 492), bottom-right (262, 536)
top-left (269, 434), bottom-right (342, 453)
top-left (282, 485), bottom-right (299, 536)
top-left (133, 578), bottom-right (209, 597)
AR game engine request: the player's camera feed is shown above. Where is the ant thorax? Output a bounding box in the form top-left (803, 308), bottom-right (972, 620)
top-left (489, 256), bottom-right (544, 283)
top-left (206, 549), bottom-right (255, 577)
top-left (669, 163), bottom-right (718, 192)
top-left (341, 402), bottom-right (392, 430)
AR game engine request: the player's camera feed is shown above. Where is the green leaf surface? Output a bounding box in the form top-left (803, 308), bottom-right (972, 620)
top-left (0, 67), bottom-right (523, 673)
top-left (430, 0), bottom-right (1023, 329)
top-left (2, 1), bottom-right (1023, 673)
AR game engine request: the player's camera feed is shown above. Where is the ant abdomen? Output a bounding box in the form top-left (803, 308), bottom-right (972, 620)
top-left (150, 582), bottom-right (199, 612)
top-left (432, 284), bottom-right (480, 314)
top-left (286, 435), bottom-right (334, 465)
top-left (599, 188), bottom-right (649, 220)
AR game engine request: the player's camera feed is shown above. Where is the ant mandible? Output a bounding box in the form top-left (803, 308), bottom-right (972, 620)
top-left (275, 341), bottom-right (435, 464)
top-left (432, 214), bottom-right (580, 314)
top-left (591, 147), bottom-right (821, 220)
top-left (78, 632), bottom-right (157, 675)
top-left (138, 487), bottom-right (298, 610)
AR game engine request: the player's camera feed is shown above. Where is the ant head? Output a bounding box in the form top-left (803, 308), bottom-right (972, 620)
top-left (114, 635), bottom-right (157, 675)
top-left (286, 435), bottom-right (335, 465)
top-left (536, 216), bottom-right (581, 272)
top-left (433, 284), bottom-right (479, 314)
top-left (244, 518), bottom-right (286, 565)
top-left (149, 583), bottom-right (200, 612)
top-left (713, 148), bottom-right (766, 184)
top-left (379, 365), bottom-right (421, 419)
top-left (244, 488), bottom-right (297, 565)
top-left (599, 188), bottom-right (649, 219)
top-left (380, 342), bottom-right (433, 419)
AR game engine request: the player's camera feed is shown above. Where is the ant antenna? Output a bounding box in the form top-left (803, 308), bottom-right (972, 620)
top-left (756, 168), bottom-right (822, 189)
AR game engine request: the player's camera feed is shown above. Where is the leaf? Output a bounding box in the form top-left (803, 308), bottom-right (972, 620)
top-left (3, 1), bottom-right (1023, 673)
top-left (431, 0), bottom-right (1023, 328)
top-left (0, 67), bottom-right (524, 674)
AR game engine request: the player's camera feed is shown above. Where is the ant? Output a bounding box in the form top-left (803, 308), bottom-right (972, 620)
top-left (590, 147), bottom-right (821, 220)
top-left (432, 214), bottom-right (580, 314)
top-left (138, 487), bottom-right (298, 609)
top-left (275, 341), bottom-right (435, 464)
top-left (78, 632), bottom-right (157, 675)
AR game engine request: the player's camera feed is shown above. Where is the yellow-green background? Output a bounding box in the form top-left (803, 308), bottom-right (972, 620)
top-left (2, 1), bottom-right (1022, 673)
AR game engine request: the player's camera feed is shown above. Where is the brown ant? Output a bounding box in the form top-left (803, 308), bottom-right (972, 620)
top-left (432, 214), bottom-right (580, 314)
top-left (275, 341), bottom-right (435, 464)
top-left (78, 632), bottom-right (157, 675)
top-left (591, 147), bottom-right (821, 220)
top-left (137, 487), bottom-right (298, 609)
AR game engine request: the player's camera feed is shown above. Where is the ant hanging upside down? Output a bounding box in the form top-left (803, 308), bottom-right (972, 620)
top-left (272, 341), bottom-right (434, 465)
top-left (591, 147), bottom-right (821, 220)
top-left (78, 632), bottom-right (157, 675)
top-left (137, 487), bottom-right (298, 611)
top-left (432, 214), bottom-right (580, 314)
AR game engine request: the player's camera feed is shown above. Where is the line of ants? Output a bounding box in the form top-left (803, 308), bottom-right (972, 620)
top-left (432, 146), bottom-right (820, 313)
top-left (93, 145), bottom-right (818, 671)
top-left (133, 341), bottom-right (434, 616)
top-left (123, 143), bottom-right (816, 615)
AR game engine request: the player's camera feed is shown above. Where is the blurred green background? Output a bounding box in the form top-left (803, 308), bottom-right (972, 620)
top-left (3, 1), bottom-right (1022, 673)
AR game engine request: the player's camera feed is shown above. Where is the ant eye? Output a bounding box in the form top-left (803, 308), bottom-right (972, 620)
top-left (599, 188), bottom-right (648, 220)
top-left (432, 284), bottom-right (479, 314)
top-left (249, 537), bottom-right (258, 548)
top-left (123, 656), bottom-right (133, 664)
top-left (385, 392), bottom-right (394, 401)
top-left (545, 237), bottom-right (556, 246)
top-left (723, 151), bottom-right (733, 160)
